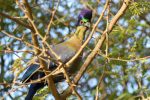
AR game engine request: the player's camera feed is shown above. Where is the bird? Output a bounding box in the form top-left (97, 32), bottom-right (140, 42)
top-left (21, 9), bottom-right (92, 100)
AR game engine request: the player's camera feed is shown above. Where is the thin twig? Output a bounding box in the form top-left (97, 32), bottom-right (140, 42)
top-left (105, 1), bottom-right (110, 59)
top-left (1, 30), bottom-right (42, 51)
top-left (0, 12), bottom-right (31, 29)
top-left (62, 66), bottom-right (82, 100)
top-left (98, 51), bottom-right (150, 62)
top-left (43, 0), bottom-right (60, 42)
top-left (95, 69), bottom-right (105, 100)
top-left (95, 2), bottom-right (110, 99)
top-left (0, 50), bottom-right (34, 53)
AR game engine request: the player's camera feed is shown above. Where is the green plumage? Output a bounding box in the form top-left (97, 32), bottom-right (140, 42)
top-left (22, 26), bottom-right (88, 83)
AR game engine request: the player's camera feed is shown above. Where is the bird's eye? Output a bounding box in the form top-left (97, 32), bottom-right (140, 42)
top-left (80, 20), bottom-right (84, 25)
top-left (80, 20), bottom-right (87, 25)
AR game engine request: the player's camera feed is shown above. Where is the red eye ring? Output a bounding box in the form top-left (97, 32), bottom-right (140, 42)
top-left (80, 20), bottom-right (84, 24)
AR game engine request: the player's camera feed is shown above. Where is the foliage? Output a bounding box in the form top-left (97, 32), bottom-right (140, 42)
top-left (129, 0), bottom-right (150, 15)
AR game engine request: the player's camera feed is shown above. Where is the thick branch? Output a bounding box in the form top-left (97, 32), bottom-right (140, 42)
top-left (61, 0), bottom-right (131, 98)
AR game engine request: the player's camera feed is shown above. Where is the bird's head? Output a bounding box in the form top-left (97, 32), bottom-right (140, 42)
top-left (76, 9), bottom-right (92, 28)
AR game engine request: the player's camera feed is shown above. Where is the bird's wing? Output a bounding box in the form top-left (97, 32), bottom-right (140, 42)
top-left (48, 42), bottom-right (78, 63)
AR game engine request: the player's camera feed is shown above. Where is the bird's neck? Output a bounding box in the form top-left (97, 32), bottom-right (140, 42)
top-left (66, 26), bottom-right (87, 45)
top-left (74, 26), bottom-right (87, 41)
top-left (64, 26), bottom-right (87, 50)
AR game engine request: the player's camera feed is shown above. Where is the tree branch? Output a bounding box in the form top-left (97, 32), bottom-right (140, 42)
top-left (0, 12), bottom-right (32, 29)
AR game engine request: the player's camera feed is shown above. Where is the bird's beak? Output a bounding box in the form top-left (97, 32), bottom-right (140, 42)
top-left (84, 22), bottom-right (91, 28)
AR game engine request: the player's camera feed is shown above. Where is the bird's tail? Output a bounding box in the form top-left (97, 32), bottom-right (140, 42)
top-left (25, 83), bottom-right (45, 100)
top-left (21, 64), bottom-right (44, 83)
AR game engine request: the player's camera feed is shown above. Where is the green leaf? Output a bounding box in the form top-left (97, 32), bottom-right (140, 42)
top-left (0, 45), bottom-right (3, 50)
top-left (0, 45), bottom-right (3, 56)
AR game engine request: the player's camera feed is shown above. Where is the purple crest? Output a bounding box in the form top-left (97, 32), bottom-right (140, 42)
top-left (76, 9), bottom-right (92, 26)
